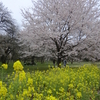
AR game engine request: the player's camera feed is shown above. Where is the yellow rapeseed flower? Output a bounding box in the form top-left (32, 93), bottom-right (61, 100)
top-left (66, 92), bottom-right (70, 97)
top-left (59, 63), bottom-right (61, 67)
top-left (27, 78), bottom-right (33, 86)
top-left (19, 70), bottom-right (26, 81)
top-left (46, 95), bottom-right (57, 100)
top-left (23, 89), bottom-right (28, 96)
top-left (13, 60), bottom-right (23, 71)
top-left (0, 81), bottom-right (2, 88)
top-left (76, 92), bottom-right (82, 98)
top-left (68, 84), bottom-right (74, 89)
top-left (47, 89), bottom-right (52, 94)
top-left (1, 64), bottom-right (8, 69)
top-left (0, 86), bottom-right (7, 97)
top-left (10, 94), bottom-right (14, 99)
top-left (59, 87), bottom-right (64, 92)
top-left (20, 97), bottom-right (24, 100)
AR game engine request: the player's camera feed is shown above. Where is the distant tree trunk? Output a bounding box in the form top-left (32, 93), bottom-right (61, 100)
top-left (53, 59), bottom-right (56, 67)
top-left (57, 57), bottom-right (61, 67)
top-left (71, 59), bottom-right (73, 64)
top-left (1, 47), bottom-right (11, 64)
top-left (1, 55), bottom-right (6, 63)
top-left (31, 56), bottom-right (36, 65)
top-left (41, 56), bottom-right (44, 63)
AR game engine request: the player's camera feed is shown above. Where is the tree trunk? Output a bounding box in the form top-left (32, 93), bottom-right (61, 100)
top-left (57, 57), bottom-right (61, 67)
top-left (71, 59), bottom-right (73, 64)
top-left (31, 56), bottom-right (36, 65)
top-left (41, 56), bottom-right (44, 63)
top-left (1, 55), bottom-right (6, 63)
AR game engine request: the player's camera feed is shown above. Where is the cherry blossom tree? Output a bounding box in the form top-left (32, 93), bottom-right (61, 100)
top-left (19, 0), bottom-right (100, 66)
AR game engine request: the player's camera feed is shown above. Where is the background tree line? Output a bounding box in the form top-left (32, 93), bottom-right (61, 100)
top-left (1, 0), bottom-right (100, 66)
top-left (0, 2), bottom-right (19, 63)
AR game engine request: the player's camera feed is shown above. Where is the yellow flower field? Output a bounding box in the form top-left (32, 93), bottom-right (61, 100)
top-left (0, 61), bottom-right (100, 100)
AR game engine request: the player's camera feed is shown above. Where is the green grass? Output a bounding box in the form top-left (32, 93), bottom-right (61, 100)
top-left (67, 61), bottom-right (99, 67)
top-left (0, 61), bottom-right (52, 74)
top-left (0, 61), bottom-right (100, 75)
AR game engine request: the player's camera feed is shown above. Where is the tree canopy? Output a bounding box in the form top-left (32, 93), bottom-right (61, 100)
top-left (19, 0), bottom-right (100, 65)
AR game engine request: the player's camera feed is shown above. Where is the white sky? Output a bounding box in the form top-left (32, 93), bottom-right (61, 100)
top-left (0, 0), bottom-right (33, 26)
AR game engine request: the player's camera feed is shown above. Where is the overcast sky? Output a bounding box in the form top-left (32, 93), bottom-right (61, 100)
top-left (0, 0), bottom-right (33, 26)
